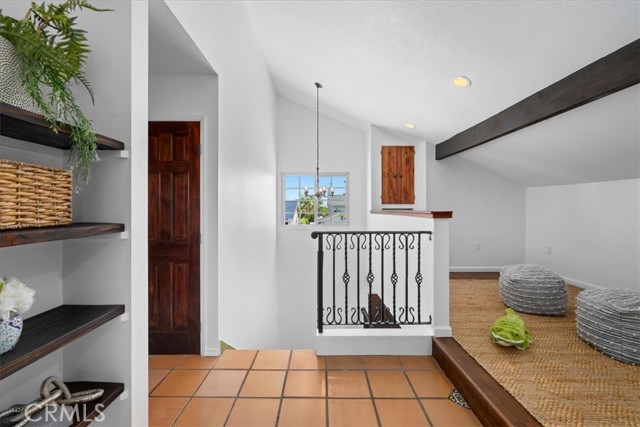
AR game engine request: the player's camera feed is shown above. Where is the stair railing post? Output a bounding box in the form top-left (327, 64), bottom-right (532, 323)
top-left (314, 232), bottom-right (324, 333)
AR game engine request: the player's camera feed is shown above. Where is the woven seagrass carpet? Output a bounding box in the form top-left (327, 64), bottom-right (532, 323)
top-left (450, 279), bottom-right (640, 427)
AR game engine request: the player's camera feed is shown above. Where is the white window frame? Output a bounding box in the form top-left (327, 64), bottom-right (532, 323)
top-left (281, 172), bottom-right (350, 228)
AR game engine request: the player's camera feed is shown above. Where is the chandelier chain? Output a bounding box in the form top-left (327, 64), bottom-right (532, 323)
top-left (316, 82), bottom-right (321, 196)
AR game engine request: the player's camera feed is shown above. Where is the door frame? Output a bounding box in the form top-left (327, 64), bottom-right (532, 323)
top-left (148, 114), bottom-right (210, 356)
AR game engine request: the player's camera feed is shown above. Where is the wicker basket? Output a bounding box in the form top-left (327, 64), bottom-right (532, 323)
top-left (0, 159), bottom-right (72, 230)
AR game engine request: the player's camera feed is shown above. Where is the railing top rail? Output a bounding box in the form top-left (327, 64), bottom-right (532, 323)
top-left (311, 230), bottom-right (432, 239)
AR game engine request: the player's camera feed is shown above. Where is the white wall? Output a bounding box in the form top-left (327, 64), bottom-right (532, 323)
top-left (129, 2), bottom-right (149, 423)
top-left (526, 179), bottom-right (640, 290)
top-left (149, 74), bottom-right (219, 355)
top-left (62, 2), bottom-right (134, 425)
top-left (426, 143), bottom-right (526, 270)
top-left (370, 126), bottom-right (427, 211)
top-left (166, 1), bottom-right (279, 349)
top-left (276, 96), bottom-right (367, 349)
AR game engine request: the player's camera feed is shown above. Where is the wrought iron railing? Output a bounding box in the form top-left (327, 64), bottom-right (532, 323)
top-left (311, 231), bottom-right (433, 333)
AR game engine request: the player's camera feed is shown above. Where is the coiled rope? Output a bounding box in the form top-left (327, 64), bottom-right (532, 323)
top-left (0, 376), bottom-right (103, 426)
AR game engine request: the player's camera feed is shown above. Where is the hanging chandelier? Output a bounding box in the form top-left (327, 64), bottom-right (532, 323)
top-left (304, 82), bottom-right (334, 199)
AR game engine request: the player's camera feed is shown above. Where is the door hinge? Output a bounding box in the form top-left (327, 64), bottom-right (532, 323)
top-left (198, 145), bottom-right (202, 156)
top-left (198, 233), bottom-right (202, 244)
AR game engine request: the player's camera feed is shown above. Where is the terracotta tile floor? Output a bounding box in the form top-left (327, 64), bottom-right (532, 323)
top-left (149, 350), bottom-right (482, 426)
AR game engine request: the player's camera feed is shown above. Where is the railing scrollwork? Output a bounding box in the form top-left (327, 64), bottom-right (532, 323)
top-left (311, 230), bottom-right (432, 333)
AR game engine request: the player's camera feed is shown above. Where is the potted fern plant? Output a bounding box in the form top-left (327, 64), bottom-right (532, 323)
top-left (0, 1), bottom-right (110, 185)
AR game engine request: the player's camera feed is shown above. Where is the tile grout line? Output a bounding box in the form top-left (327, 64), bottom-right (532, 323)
top-left (222, 350), bottom-right (258, 426)
top-left (172, 354), bottom-right (216, 426)
top-left (274, 350), bottom-right (293, 426)
top-left (148, 370), bottom-right (170, 395)
top-left (402, 368), bottom-right (435, 427)
top-left (325, 353), bottom-right (330, 427)
top-left (364, 369), bottom-right (383, 427)
top-left (148, 355), bottom-right (186, 397)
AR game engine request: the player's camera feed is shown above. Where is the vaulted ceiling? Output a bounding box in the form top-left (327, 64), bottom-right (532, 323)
top-left (245, 1), bottom-right (640, 186)
top-left (149, 0), bottom-right (213, 75)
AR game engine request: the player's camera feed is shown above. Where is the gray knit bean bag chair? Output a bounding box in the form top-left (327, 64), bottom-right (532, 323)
top-left (499, 264), bottom-right (567, 316)
top-left (576, 288), bottom-right (640, 365)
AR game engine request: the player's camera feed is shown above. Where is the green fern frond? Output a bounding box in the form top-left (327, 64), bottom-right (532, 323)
top-left (0, 1), bottom-right (110, 185)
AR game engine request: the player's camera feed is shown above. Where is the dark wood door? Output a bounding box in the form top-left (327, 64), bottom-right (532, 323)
top-left (148, 122), bottom-right (200, 354)
top-left (381, 145), bottom-right (415, 204)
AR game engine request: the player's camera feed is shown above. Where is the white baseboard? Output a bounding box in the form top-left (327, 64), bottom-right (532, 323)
top-left (563, 276), bottom-right (604, 290)
top-left (203, 347), bottom-right (221, 356)
top-left (450, 266), bottom-right (502, 272)
top-left (316, 326), bottom-right (433, 355)
top-left (433, 326), bottom-right (453, 337)
top-left (317, 335), bottom-right (431, 356)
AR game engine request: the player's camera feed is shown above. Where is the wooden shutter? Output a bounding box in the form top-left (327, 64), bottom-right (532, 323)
top-left (381, 145), bottom-right (415, 204)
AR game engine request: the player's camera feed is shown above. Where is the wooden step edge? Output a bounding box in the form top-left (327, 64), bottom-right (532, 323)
top-left (433, 337), bottom-right (542, 427)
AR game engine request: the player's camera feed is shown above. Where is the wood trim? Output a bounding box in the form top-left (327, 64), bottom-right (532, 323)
top-left (1, 102), bottom-right (125, 150)
top-left (433, 337), bottom-right (542, 427)
top-left (0, 223), bottom-right (125, 247)
top-left (370, 210), bottom-right (453, 219)
top-left (450, 272), bottom-right (500, 280)
top-left (0, 305), bottom-right (125, 380)
top-left (436, 38), bottom-right (640, 160)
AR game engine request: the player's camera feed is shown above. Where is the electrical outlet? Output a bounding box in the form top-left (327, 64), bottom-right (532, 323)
top-left (547, 246), bottom-right (552, 255)
top-left (475, 242), bottom-right (481, 251)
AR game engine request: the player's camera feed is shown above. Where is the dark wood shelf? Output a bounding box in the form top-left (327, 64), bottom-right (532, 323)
top-left (0, 223), bottom-right (125, 248)
top-left (370, 210), bottom-right (453, 219)
top-left (0, 305), bottom-right (125, 380)
top-left (67, 382), bottom-right (124, 427)
top-left (0, 102), bottom-right (125, 151)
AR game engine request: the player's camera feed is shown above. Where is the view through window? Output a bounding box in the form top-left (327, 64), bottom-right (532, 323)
top-left (283, 174), bottom-right (348, 226)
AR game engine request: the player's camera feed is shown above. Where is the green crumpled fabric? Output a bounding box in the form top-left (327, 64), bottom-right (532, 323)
top-left (490, 308), bottom-right (533, 350)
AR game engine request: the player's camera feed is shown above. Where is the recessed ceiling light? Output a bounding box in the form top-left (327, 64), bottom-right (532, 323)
top-left (452, 76), bottom-right (472, 88)
top-left (405, 123), bottom-right (416, 129)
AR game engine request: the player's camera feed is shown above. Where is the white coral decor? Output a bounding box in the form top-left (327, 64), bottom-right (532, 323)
top-left (0, 277), bottom-right (35, 321)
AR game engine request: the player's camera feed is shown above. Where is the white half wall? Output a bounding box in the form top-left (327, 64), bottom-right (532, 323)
top-left (276, 96), bottom-right (367, 349)
top-left (526, 179), bottom-right (640, 290)
top-left (427, 143), bottom-right (526, 270)
top-left (149, 74), bottom-right (219, 356)
top-left (167, 1), bottom-right (279, 349)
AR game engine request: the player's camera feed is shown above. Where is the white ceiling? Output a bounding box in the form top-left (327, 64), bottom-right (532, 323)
top-left (245, 1), bottom-right (640, 186)
top-left (149, 1), bottom-right (214, 75)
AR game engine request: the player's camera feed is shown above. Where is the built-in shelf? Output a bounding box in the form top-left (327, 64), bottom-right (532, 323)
top-left (0, 305), bottom-right (125, 380)
top-left (15, 381), bottom-right (124, 427)
top-left (0, 102), bottom-right (125, 151)
top-left (0, 223), bottom-right (125, 248)
top-left (68, 382), bottom-right (125, 427)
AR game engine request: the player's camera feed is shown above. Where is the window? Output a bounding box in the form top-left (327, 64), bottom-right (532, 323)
top-left (283, 173), bottom-right (348, 226)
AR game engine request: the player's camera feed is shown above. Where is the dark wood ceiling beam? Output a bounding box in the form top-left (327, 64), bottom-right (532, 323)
top-left (435, 38), bottom-right (640, 160)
